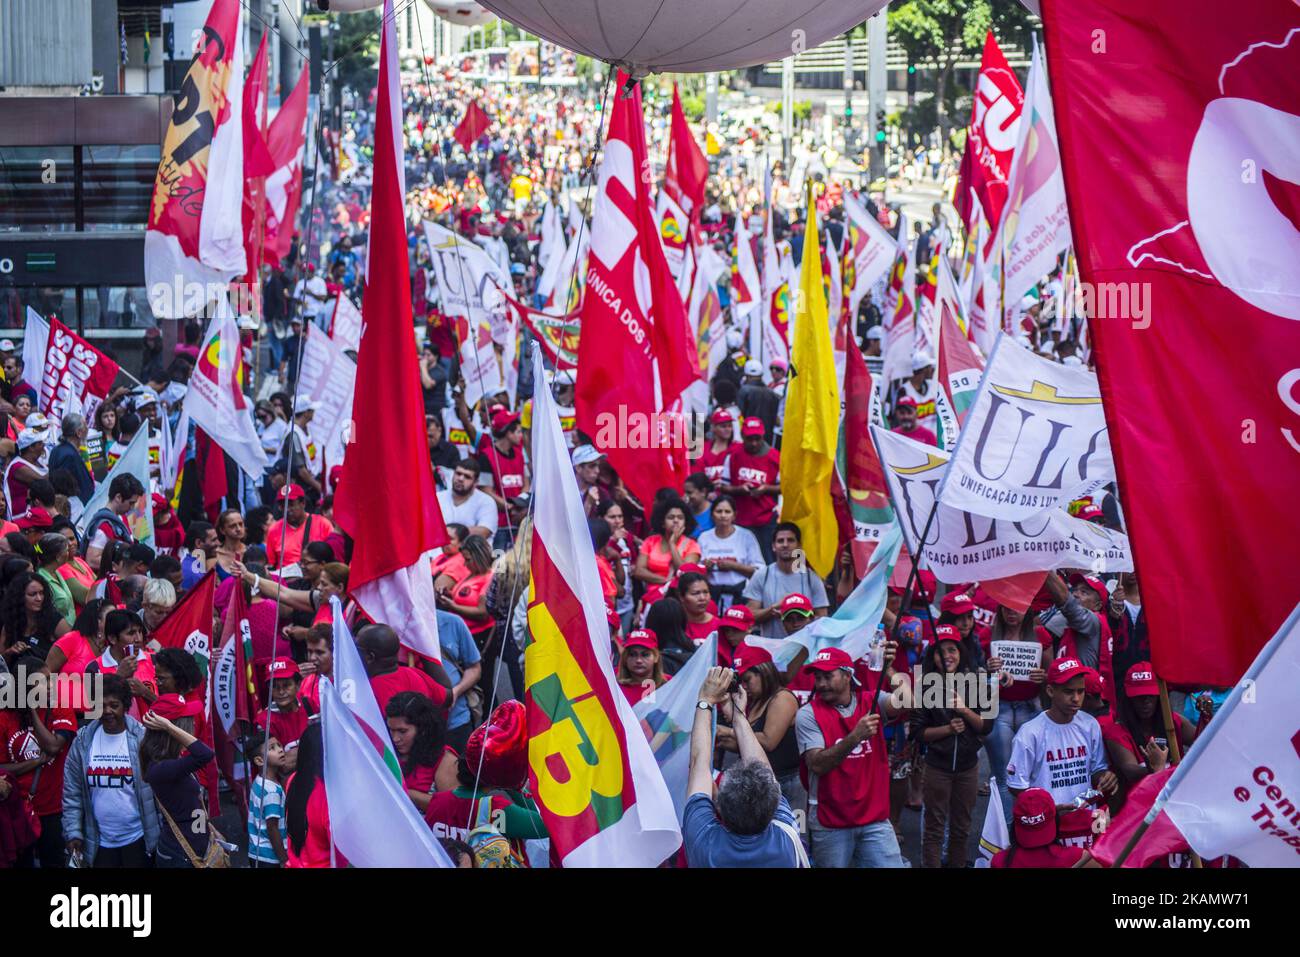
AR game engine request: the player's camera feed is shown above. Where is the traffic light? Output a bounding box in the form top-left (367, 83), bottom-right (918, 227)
top-left (875, 109), bottom-right (886, 144)
top-left (907, 63), bottom-right (917, 97)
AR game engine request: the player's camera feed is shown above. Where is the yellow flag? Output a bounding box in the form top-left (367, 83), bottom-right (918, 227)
top-left (780, 188), bottom-right (841, 577)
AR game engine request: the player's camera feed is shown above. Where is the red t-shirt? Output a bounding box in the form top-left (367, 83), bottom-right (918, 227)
top-left (990, 843), bottom-right (1085, 868)
top-left (370, 665), bottom-right (449, 715)
top-left (478, 444), bottom-right (528, 520)
top-left (266, 514), bottom-right (336, 568)
top-left (31, 707), bottom-right (76, 816)
top-left (451, 571), bottom-right (494, 637)
top-left (696, 441), bottom-right (741, 485)
top-left (285, 777), bottom-right (346, 868)
top-left (257, 704), bottom-right (310, 751)
top-left (684, 615), bottom-right (721, 648)
top-left (424, 788), bottom-right (512, 843)
top-left (619, 681), bottom-right (655, 707)
top-left (721, 446), bottom-right (780, 527)
top-left (892, 424), bottom-right (938, 447)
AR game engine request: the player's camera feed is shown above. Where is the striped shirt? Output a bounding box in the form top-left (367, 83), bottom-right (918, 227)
top-left (248, 776), bottom-right (286, 865)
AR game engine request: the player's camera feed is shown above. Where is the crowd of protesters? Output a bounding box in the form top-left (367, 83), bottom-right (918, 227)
top-left (0, 61), bottom-right (1231, 872)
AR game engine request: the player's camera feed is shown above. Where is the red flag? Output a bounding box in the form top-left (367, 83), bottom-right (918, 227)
top-left (979, 571), bottom-right (1049, 616)
top-left (334, 0), bottom-right (447, 662)
top-left (453, 100), bottom-right (491, 154)
top-left (37, 317), bottom-right (120, 422)
top-left (962, 31), bottom-right (1024, 235)
top-left (1090, 767), bottom-right (1190, 868)
top-left (665, 84), bottom-right (709, 220)
top-left (261, 63), bottom-right (309, 267)
top-left (241, 32), bottom-right (276, 180)
top-left (1042, 0), bottom-right (1300, 686)
top-left (952, 137), bottom-right (975, 231)
top-left (150, 569), bottom-right (220, 815)
top-left (575, 74), bottom-right (697, 505)
top-left (501, 293), bottom-right (580, 371)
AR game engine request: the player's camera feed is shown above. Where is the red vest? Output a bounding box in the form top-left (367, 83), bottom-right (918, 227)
top-left (805, 693), bottom-right (889, 828)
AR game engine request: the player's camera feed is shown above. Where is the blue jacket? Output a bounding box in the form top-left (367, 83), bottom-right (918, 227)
top-left (62, 716), bottom-right (160, 864)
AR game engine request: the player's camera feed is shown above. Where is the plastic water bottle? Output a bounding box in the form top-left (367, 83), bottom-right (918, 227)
top-left (867, 624), bottom-right (886, 671)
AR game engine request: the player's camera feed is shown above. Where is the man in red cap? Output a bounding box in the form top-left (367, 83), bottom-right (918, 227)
top-left (1041, 571), bottom-right (1115, 707)
top-left (719, 417), bottom-right (781, 563)
top-left (266, 484), bottom-right (335, 569)
top-left (1006, 657), bottom-right (1118, 846)
top-left (890, 395), bottom-right (937, 447)
top-left (796, 647), bottom-right (907, 867)
top-left (478, 408), bottom-right (530, 528)
top-left (990, 788), bottom-right (1085, 868)
top-left (778, 593), bottom-right (816, 636)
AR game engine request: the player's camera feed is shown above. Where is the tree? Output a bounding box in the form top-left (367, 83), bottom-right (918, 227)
top-left (333, 10), bottom-right (381, 99)
top-left (888, 0), bottom-right (1035, 136)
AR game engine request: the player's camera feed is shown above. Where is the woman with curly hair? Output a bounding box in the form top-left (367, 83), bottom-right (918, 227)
top-left (633, 496), bottom-right (700, 610)
top-left (0, 570), bottom-right (70, 663)
top-left (385, 691), bottom-right (458, 813)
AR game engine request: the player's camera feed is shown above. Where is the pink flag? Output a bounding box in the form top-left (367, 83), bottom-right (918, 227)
top-left (334, 0), bottom-right (448, 662)
top-left (1090, 768), bottom-right (1189, 868)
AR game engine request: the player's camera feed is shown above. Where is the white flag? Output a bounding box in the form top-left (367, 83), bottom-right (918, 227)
top-left (1001, 37), bottom-right (1072, 311)
top-left (873, 425), bottom-right (1132, 582)
top-left (633, 636), bottom-right (718, 825)
top-left (1159, 603), bottom-right (1300, 868)
top-left (329, 293), bottom-right (363, 353)
top-left (843, 194), bottom-right (899, 324)
top-left (940, 334), bottom-right (1114, 521)
top-left (75, 426), bottom-right (155, 549)
top-left (181, 305), bottom-right (268, 478)
top-left (534, 203), bottom-right (569, 303)
top-left (320, 676), bottom-right (453, 867)
top-left (975, 784), bottom-right (1009, 867)
top-left (297, 326), bottom-right (357, 475)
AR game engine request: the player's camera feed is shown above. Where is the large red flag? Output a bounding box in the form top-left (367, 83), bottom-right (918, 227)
top-left (453, 100), bottom-right (491, 154)
top-left (576, 74), bottom-right (697, 504)
top-left (334, 0), bottom-right (447, 662)
top-left (241, 32), bottom-right (276, 180)
top-left (36, 316), bottom-right (120, 423)
top-left (1043, 0), bottom-right (1300, 687)
top-left (838, 335), bottom-right (894, 578)
top-left (261, 63), bottom-right (310, 267)
top-left (665, 84), bottom-right (709, 220)
top-left (1089, 768), bottom-right (1190, 868)
top-left (962, 31), bottom-right (1024, 236)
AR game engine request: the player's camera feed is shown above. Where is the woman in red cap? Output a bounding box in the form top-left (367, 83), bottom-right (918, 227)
top-left (1102, 661), bottom-right (1196, 804)
top-left (938, 592), bottom-right (987, 668)
top-left (694, 409), bottom-right (740, 485)
top-left (151, 494), bottom-right (185, 559)
top-left (990, 788), bottom-right (1085, 868)
top-left (139, 693), bottom-right (216, 868)
top-left (616, 629), bottom-right (667, 706)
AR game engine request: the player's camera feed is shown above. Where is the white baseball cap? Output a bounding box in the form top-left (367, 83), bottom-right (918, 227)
top-left (743, 359), bottom-right (763, 377)
top-left (553, 369), bottom-right (575, 388)
top-left (295, 399), bottom-right (321, 415)
top-left (865, 326), bottom-right (884, 341)
top-left (571, 444), bottom-right (603, 466)
top-left (911, 352), bottom-right (934, 372)
top-left (16, 428), bottom-right (44, 450)
top-left (0, 339), bottom-right (15, 352)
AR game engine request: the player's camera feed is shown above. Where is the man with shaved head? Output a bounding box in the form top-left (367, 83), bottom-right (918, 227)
top-left (355, 623), bottom-right (452, 715)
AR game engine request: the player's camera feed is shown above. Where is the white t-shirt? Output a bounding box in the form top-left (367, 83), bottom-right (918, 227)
top-left (437, 488), bottom-right (500, 534)
top-left (697, 525), bottom-right (764, 588)
top-left (87, 725), bottom-right (143, 849)
top-left (1005, 709), bottom-right (1107, 806)
top-left (259, 418), bottom-right (290, 459)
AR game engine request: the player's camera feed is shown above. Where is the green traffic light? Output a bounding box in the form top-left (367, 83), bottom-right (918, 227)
top-left (907, 64), bottom-right (916, 74)
top-left (875, 130), bottom-right (886, 143)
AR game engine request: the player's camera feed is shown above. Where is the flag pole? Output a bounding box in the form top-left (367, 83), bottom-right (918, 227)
top-left (1157, 677), bottom-right (1202, 868)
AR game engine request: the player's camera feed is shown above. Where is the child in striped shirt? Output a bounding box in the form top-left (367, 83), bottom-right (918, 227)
top-left (245, 730), bottom-right (289, 867)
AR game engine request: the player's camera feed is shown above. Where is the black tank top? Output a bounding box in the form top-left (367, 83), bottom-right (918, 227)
top-left (751, 692), bottom-right (800, 777)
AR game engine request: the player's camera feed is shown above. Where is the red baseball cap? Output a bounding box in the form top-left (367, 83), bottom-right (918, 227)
top-left (676, 562), bottom-right (708, 577)
top-left (1124, 661), bottom-right (1160, 697)
top-left (148, 693), bottom-right (203, 721)
top-left (804, 647), bottom-right (854, 674)
top-left (1012, 788), bottom-right (1058, 848)
top-left (267, 657), bottom-right (300, 681)
top-left (939, 593), bottom-right (976, 616)
top-left (15, 506), bottom-right (53, 530)
top-left (740, 417), bottom-right (765, 437)
top-left (933, 623), bottom-right (961, 644)
top-left (718, 604), bottom-right (755, 632)
top-left (779, 593), bottom-right (814, 617)
top-left (1047, 657), bottom-right (1089, 685)
top-left (732, 642), bottom-right (773, 674)
top-left (710, 409), bottom-right (733, 425)
top-left (1076, 505), bottom-right (1105, 523)
top-left (1082, 668), bottom-right (1105, 697)
top-left (624, 629), bottom-right (658, 650)
top-left (896, 395), bottom-right (918, 410)
top-left (606, 608), bottom-right (621, 630)
top-left (279, 483), bottom-right (306, 501)
top-left (1068, 573), bottom-right (1109, 606)
top-left (491, 409), bottom-right (521, 433)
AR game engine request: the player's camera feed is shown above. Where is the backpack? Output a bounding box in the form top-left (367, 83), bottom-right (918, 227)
top-left (466, 795), bottom-right (526, 868)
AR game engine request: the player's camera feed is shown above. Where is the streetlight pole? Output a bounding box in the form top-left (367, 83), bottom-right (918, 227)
top-left (781, 56), bottom-right (794, 169)
top-left (868, 7), bottom-right (888, 183)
